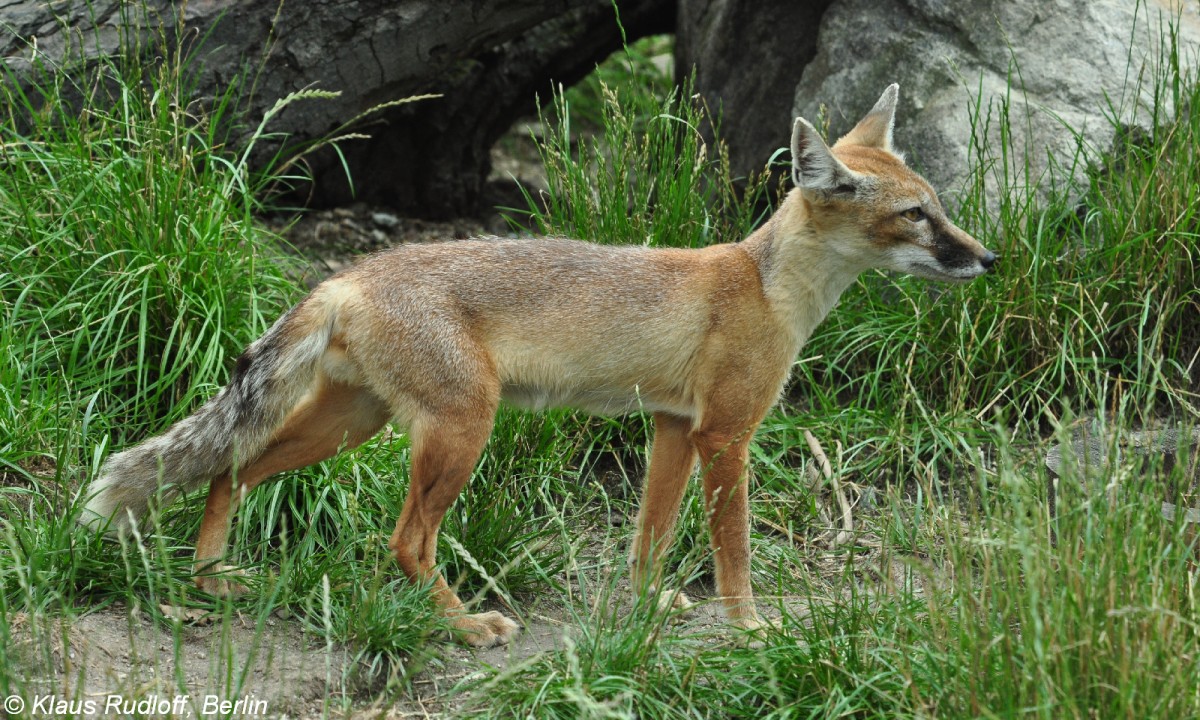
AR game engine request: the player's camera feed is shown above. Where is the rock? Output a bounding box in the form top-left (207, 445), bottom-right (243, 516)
top-left (1046, 425), bottom-right (1200, 481)
top-left (1045, 422), bottom-right (1200, 523)
top-left (370, 212), bottom-right (401, 229)
top-left (791, 0), bottom-right (1200, 210)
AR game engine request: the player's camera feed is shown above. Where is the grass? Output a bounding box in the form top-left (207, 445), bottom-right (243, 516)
top-left (2, 10), bottom-right (1199, 720)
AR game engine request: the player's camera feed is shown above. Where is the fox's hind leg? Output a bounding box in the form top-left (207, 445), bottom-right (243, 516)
top-left (388, 392), bottom-right (516, 648)
top-left (194, 379), bottom-right (390, 595)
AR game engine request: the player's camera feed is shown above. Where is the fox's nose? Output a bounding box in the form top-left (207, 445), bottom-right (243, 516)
top-left (980, 250), bottom-right (997, 272)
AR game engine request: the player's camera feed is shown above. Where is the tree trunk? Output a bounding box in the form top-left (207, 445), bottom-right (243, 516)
top-left (675, 0), bottom-right (834, 187)
top-left (2, 0), bottom-right (673, 218)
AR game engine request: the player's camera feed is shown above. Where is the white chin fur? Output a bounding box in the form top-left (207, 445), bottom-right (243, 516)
top-left (905, 262), bottom-right (986, 283)
top-left (886, 246), bottom-right (986, 283)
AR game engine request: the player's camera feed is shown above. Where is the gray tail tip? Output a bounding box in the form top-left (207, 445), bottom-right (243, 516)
top-left (77, 506), bottom-right (139, 537)
top-left (78, 486), bottom-right (135, 536)
top-left (76, 504), bottom-right (118, 536)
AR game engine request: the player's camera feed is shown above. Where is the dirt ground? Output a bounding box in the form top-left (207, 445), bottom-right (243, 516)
top-left (7, 575), bottom-right (738, 718)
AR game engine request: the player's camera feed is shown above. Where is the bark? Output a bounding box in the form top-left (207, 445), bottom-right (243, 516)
top-left (675, 0), bottom-right (834, 187)
top-left (2, 0), bottom-right (673, 218)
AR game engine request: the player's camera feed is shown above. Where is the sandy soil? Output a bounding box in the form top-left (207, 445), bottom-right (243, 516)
top-left (7, 576), bottom-right (739, 718)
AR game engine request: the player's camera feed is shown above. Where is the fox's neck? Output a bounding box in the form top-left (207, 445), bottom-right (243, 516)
top-left (741, 197), bottom-right (866, 349)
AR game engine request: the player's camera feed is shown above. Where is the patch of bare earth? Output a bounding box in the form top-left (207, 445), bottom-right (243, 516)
top-left (8, 598), bottom-right (574, 718)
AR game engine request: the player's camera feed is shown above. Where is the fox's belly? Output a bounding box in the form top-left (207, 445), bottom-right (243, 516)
top-left (500, 381), bottom-right (695, 418)
top-left (488, 322), bottom-right (701, 418)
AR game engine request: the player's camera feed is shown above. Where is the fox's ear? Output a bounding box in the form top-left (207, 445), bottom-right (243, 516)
top-left (836, 83), bottom-right (898, 152)
top-left (791, 117), bottom-right (859, 195)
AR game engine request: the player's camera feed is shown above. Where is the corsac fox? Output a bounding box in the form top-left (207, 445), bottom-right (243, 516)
top-left (82, 85), bottom-right (995, 647)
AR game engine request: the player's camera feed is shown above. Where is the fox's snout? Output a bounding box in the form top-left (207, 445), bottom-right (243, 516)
top-left (939, 226), bottom-right (997, 281)
top-left (951, 225), bottom-right (998, 279)
top-left (980, 250), bottom-right (997, 271)
top-left (960, 246), bottom-right (997, 280)
top-left (875, 218), bottom-right (997, 284)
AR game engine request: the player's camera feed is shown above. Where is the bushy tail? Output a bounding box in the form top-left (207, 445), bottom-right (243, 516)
top-left (80, 286), bottom-right (344, 532)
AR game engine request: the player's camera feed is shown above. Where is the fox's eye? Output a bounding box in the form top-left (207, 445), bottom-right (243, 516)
top-left (901, 207), bottom-right (926, 222)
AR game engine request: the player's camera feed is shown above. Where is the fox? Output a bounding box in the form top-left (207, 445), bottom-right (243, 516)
top-left (81, 84), bottom-right (995, 647)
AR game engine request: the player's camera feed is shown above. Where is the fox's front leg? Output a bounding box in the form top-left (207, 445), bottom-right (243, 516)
top-left (629, 412), bottom-right (698, 612)
top-left (693, 425), bottom-right (761, 630)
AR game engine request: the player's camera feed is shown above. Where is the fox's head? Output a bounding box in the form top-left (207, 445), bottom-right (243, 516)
top-left (790, 85), bottom-right (995, 282)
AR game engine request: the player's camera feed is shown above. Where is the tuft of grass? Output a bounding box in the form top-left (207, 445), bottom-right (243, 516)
top-left (0, 63), bottom-right (304, 456)
top-left (562, 34), bottom-right (676, 133)
top-left (514, 66), bottom-right (772, 250)
top-left (462, 563), bottom-right (707, 720)
top-left (320, 575), bottom-right (443, 694)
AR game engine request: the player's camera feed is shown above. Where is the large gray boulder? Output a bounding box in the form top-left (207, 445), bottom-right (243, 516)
top-left (1045, 423), bottom-right (1200, 524)
top-left (793, 0), bottom-right (1200, 208)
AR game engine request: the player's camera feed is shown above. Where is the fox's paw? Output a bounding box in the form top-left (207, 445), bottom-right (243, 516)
top-left (194, 565), bottom-right (249, 597)
top-left (656, 589), bottom-right (695, 616)
top-left (732, 614), bottom-right (784, 647)
top-left (450, 610), bottom-right (520, 648)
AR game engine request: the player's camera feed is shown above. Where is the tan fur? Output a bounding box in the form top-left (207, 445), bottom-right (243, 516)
top-left (82, 85), bottom-right (994, 647)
